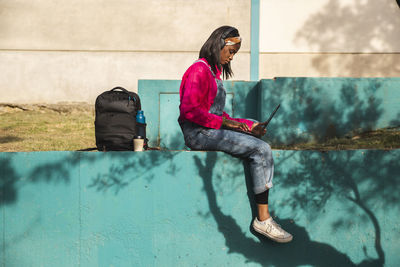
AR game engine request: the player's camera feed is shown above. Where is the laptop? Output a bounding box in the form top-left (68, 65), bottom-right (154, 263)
top-left (232, 104), bottom-right (280, 136)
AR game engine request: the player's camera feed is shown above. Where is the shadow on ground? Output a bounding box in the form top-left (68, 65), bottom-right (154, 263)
top-left (0, 136), bottom-right (23, 144)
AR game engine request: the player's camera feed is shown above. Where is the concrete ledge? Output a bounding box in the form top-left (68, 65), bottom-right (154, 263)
top-left (1, 150), bottom-right (399, 266)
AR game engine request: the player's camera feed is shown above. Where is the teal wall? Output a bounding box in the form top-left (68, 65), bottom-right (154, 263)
top-left (1, 150), bottom-right (399, 266)
top-left (139, 78), bottom-right (400, 149)
top-left (260, 78), bottom-right (400, 145)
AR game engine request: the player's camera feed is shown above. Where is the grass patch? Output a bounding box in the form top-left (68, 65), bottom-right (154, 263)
top-left (0, 103), bottom-right (95, 151)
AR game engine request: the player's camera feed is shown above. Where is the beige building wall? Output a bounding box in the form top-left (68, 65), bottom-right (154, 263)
top-left (2, 0), bottom-right (399, 103)
top-left (259, 0), bottom-right (400, 78)
top-left (0, 0), bottom-right (251, 103)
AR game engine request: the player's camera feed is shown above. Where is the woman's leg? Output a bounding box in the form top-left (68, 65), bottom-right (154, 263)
top-left (255, 190), bottom-right (270, 221)
top-left (258, 204), bottom-right (270, 221)
top-left (185, 127), bottom-right (292, 243)
top-left (194, 128), bottom-right (274, 194)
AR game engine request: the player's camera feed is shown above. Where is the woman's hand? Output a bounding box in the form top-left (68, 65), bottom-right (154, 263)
top-left (222, 118), bottom-right (250, 132)
top-left (251, 122), bottom-right (267, 138)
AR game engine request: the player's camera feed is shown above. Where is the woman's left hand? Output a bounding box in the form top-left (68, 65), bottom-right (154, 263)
top-left (251, 122), bottom-right (267, 138)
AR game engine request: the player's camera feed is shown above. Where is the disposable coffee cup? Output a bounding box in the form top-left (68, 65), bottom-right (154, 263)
top-left (133, 136), bottom-right (144, 152)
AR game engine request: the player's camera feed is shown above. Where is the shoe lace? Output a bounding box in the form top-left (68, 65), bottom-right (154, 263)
top-left (270, 219), bottom-right (283, 232)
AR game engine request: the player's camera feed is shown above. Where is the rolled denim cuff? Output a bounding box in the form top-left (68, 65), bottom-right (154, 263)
top-left (254, 181), bottom-right (273, 195)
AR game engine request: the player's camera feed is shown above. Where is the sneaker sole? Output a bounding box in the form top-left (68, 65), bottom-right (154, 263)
top-left (253, 223), bottom-right (293, 243)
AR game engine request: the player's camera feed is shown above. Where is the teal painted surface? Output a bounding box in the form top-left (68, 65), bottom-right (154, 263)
top-left (137, 80), bottom-right (181, 148)
top-left (1, 181), bottom-right (3, 267)
top-left (250, 0), bottom-right (260, 81)
top-left (139, 78), bottom-right (399, 149)
top-left (260, 77), bottom-right (400, 144)
top-left (138, 80), bottom-right (260, 149)
top-left (223, 81), bottom-right (260, 121)
top-left (1, 150), bottom-right (399, 266)
top-left (0, 152), bottom-right (81, 266)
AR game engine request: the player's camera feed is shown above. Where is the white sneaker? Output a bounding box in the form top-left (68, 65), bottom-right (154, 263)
top-left (252, 217), bottom-right (293, 243)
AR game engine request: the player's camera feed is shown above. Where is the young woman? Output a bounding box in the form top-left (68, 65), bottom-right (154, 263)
top-left (178, 26), bottom-right (292, 243)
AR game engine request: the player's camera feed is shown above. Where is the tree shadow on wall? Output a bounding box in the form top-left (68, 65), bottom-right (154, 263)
top-left (294, 0), bottom-right (400, 76)
top-left (195, 152), bottom-right (354, 266)
top-left (0, 152), bottom-right (85, 208)
top-left (260, 78), bottom-right (387, 145)
top-left (1, 143), bottom-right (181, 207)
top-left (275, 150), bottom-right (400, 266)
top-left (0, 157), bottom-right (19, 205)
top-left (86, 150), bottom-right (180, 194)
top-left (195, 151), bottom-right (400, 266)
top-left (0, 141), bottom-right (181, 252)
top-left (226, 81), bottom-right (261, 122)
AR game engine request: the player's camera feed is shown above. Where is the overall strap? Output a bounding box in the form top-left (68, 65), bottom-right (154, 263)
top-left (194, 59), bottom-right (216, 78)
top-left (180, 59), bottom-right (218, 104)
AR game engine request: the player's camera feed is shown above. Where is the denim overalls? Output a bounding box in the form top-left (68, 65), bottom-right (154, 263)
top-left (180, 61), bottom-right (274, 194)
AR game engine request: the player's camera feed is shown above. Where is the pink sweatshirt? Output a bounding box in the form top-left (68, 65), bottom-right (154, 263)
top-left (178, 58), bottom-right (254, 129)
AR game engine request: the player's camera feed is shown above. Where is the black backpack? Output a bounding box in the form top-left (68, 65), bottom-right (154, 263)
top-left (95, 87), bottom-right (141, 151)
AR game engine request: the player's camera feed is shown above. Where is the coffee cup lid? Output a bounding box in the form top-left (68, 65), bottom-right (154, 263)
top-left (134, 136), bottom-right (144, 139)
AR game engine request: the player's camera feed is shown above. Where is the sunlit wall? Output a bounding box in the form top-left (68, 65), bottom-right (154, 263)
top-left (259, 0), bottom-right (400, 78)
top-left (0, 0), bottom-right (251, 103)
top-left (0, 0), bottom-right (399, 103)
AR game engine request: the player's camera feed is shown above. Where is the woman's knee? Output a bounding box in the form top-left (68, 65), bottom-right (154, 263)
top-left (256, 141), bottom-right (272, 156)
